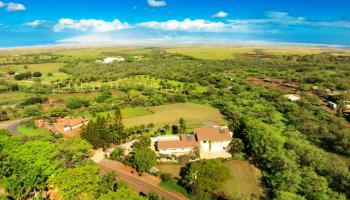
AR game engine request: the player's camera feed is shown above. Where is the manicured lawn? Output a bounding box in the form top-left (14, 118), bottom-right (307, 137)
top-left (123, 102), bottom-right (227, 128)
top-left (222, 160), bottom-right (262, 198)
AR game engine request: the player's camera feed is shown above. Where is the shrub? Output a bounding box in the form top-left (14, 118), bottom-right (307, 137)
top-left (66, 98), bottom-right (89, 109)
top-left (160, 173), bottom-right (172, 182)
top-left (32, 71), bottom-right (42, 77)
top-left (109, 147), bottom-right (124, 160)
top-left (14, 71), bottom-right (32, 80)
top-left (49, 106), bottom-right (68, 118)
top-left (23, 105), bottom-right (42, 117)
top-left (21, 96), bottom-right (47, 106)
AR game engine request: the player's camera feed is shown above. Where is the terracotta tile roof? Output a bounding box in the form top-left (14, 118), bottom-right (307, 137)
top-left (157, 134), bottom-right (198, 149)
top-left (193, 127), bottom-right (231, 141)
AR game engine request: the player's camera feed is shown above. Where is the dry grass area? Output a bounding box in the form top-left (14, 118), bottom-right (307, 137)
top-left (222, 160), bottom-right (262, 198)
top-left (157, 164), bottom-right (183, 178)
top-left (123, 102), bottom-right (227, 128)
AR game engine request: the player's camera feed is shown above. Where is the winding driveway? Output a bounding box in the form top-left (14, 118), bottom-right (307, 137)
top-left (0, 118), bottom-right (30, 135)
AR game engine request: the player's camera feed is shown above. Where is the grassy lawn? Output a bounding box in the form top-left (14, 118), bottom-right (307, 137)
top-left (122, 107), bottom-right (154, 118)
top-left (123, 102), bottom-right (227, 128)
top-left (17, 124), bottom-right (51, 135)
top-left (222, 160), bottom-right (262, 198)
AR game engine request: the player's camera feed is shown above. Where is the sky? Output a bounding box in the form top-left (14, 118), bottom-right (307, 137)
top-left (0, 0), bottom-right (350, 47)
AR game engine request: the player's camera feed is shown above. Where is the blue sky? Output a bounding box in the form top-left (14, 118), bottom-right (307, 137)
top-left (0, 0), bottom-right (350, 47)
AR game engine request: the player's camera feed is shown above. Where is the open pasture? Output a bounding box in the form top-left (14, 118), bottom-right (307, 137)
top-left (122, 102), bottom-right (226, 128)
top-left (0, 62), bottom-right (68, 84)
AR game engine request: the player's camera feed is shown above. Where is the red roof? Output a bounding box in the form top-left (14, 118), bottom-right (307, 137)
top-left (193, 127), bottom-right (231, 141)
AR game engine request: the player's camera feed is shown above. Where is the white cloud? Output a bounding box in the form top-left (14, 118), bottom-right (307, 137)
top-left (147, 0), bottom-right (166, 7)
top-left (6, 2), bottom-right (26, 11)
top-left (138, 18), bottom-right (226, 32)
top-left (212, 11), bottom-right (228, 18)
top-left (0, 1), bottom-right (5, 8)
top-left (53, 18), bottom-right (130, 32)
top-left (25, 20), bottom-right (47, 27)
top-left (228, 11), bottom-right (350, 29)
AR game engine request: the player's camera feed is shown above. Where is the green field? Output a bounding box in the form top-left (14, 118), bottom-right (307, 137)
top-left (122, 102), bottom-right (227, 128)
top-left (17, 124), bottom-right (51, 135)
top-left (0, 62), bottom-right (69, 84)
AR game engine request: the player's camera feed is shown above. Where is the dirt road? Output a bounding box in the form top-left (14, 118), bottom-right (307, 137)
top-left (0, 118), bottom-right (30, 135)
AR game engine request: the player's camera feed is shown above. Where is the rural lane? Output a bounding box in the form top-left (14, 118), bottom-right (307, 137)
top-left (97, 158), bottom-right (188, 200)
top-left (0, 118), bottom-right (30, 135)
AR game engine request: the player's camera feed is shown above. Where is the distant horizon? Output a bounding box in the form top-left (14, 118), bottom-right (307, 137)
top-left (0, 40), bottom-right (349, 51)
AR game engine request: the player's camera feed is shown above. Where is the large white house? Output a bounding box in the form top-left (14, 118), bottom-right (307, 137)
top-left (152, 126), bottom-right (232, 158)
top-left (193, 127), bottom-right (232, 152)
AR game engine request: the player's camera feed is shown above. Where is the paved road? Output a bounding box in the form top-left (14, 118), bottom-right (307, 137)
top-left (0, 118), bottom-right (30, 135)
top-left (98, 159), bottom-right (187, 200)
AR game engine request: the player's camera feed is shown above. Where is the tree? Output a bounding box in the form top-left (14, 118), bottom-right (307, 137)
top-left (96, 91), bottom-right (112, 103)
top-left (1, 140), bottom-right (59, 199)
top-left (49, 164), bottom-right (100, 200)
top-left (81, 116), bottom-right (109, 149)
top-left (109, 147), bottom-right (124, 161)
top-left (179, 118), bottom-right (186, 134)
top-left (56, 138), bottom-right (92, 168)
top-left (227, 138), bottom-right (244, 154)
top-left (180, 159), bottom-right (231, 196)
top-left (107, 107), bottom-right (124, 144)
top-left (98, 172), bottom-right (118, 196)
top-left (98, 187), bottom-right (147, 200)
top-left (128, 139), bottom-right (156, 172)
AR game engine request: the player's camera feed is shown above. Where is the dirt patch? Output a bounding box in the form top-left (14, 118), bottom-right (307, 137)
top-left (247, 76), bottom-right (300, 91)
